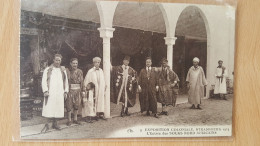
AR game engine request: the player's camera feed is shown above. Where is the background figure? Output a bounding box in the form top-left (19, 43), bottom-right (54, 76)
top-left (214, 60), bottom-right (228, 100)
top-left (111, 56), bottom-right (137, 117)
top-left (138, 57), bottom-right (159, 118)
top-left (157, 58), bottom-right (179, 116)
top-left (83, 57), bottom-right (106, 120)
top-left (65, 58), bottom-right (83, 126)
top-left (82, 82), bottom-right (96, 123)
top-left (41, 54), bottom-right (69, 132)
top-left (186, 57), bottom-right (207, 110)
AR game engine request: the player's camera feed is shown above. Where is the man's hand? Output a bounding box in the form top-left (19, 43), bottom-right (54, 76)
top-left (170, 83), bottom-right (176, 88)
top-left (186, 82), bottom-right (190, 90)
top-left (81, 92), bottom-right (86, 98)
top-left (43, 91), bottom-right (49, 97)
top-left (64, 92), bottom-right (68, 100)
top-left (138, 85), bottom-right (142, 92)
top-left (156, 86), bottom-right (159, 92)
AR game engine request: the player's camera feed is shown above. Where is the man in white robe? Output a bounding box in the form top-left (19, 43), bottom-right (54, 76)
top-left (214, 60), bottom-right (228, 100)
top-left (41, 54), bottom-right (69, 132)
top-left (83, 57), bottom-right (106, 120)
top-left (186, 57), bottom-right (207, 110)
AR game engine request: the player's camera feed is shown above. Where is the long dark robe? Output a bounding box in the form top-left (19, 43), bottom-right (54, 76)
top-left (111, 65), bottom-right (137, 107)
top-left (157, 66), bottom-right (180, 106)
top-left (138, 67), bottom-right (158, 113)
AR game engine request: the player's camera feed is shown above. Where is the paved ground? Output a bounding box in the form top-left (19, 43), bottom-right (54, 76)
top-left (21, 94), bottom-right (233, 139)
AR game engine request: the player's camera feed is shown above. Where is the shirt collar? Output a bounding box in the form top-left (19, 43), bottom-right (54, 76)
top-left (93, 66), bottom-right (100, 70)
top-left (122, 65), bottom-right (129, 69)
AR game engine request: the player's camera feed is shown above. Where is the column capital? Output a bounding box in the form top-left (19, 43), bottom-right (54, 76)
top-left (164, 36), bottom-right (177, 45)
top-left (98, 27), bottom-right (115, 39)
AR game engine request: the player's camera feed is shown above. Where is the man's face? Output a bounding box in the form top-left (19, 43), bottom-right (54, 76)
top-left (146, 59), bottom-right (152, 67)
top-left (218, 61), bottom-right (223, 67)
top-left (94, 61), bottom-right (100, 68)
top-left (53, 57), bottom-right (61, 67)
top-left (193, 61), bottom-right (199, 67)
top-left (123, 60), bottom-right (129, 66)
top-left (70, 60), bottom-right (78, 70)
top-left (162, 61), bottom-right (168, 68)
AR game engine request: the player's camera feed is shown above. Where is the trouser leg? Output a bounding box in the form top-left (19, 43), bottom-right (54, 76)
top-left (74, 110), bottom-right (78, 121)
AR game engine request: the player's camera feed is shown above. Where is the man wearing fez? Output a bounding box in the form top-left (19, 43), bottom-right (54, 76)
top-left (111, 56), bottom-right (138, 117)
top-left (138, 57), bottom-right (159, 118)
top-left (214, 60), bottom-right (228, 100)
top-left (83, 57), bottom-right (106, 120)
top-left (157, 58), bottom-right (179, 116)
top-left (41, 54), bottom-right (69, 132)
top-left (186, 57), bottom-right (207, 110)
top-left (65, 58), bottom-right (84, 126)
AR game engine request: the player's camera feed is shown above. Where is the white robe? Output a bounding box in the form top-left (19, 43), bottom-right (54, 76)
top-left (82, 90), bottom-right (96, 117)
top-left (41, 66), bottom-right (69, 118)
top-left (214, 67), bottom-right (228, 94)
top-left (83, 67), bottom-right (106, 116)
top-left (186, 66), bottom-right (207, 105)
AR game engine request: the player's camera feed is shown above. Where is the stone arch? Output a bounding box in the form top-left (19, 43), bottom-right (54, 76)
top-left (96, 1), bottom-right (118, 28)
top-left (175, 5), bottom-right (211, 97)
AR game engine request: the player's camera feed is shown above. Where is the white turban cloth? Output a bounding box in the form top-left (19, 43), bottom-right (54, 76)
top-left (93, 57), bottom-right (101, 63)
top-left (193, 57), bottom-right (200, 63)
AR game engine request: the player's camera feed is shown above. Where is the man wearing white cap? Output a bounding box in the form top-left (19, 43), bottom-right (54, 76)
top-left (83, 57), bottom-right (106, 120)
top-left (186, 57), bottom-right (207, 109)
top-left (214, 60), bottom-right (228, 100)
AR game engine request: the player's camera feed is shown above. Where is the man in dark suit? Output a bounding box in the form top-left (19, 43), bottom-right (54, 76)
top-left (138, 57), bottom-right (159, 118)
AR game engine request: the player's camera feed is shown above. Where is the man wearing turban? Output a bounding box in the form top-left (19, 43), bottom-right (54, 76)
top-left (157, 58), bottom-right (180, 116)
top-left (186, 57), bottom-right (208, 109)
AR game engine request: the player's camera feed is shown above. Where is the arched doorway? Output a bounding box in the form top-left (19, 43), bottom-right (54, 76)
top-left (174, 6), bottom-right (210, 94)
top-left (112, 1), bottom-right (167, 73)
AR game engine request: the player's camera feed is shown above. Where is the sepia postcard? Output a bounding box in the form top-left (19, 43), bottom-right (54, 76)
top-left (19, 0), bottom-right (236, 140)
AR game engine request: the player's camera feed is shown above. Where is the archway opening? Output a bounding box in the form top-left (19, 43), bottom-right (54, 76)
top-left (112, 1), bottom-right (166, 73)
top-left (174, 6), bottom-right (208, 94)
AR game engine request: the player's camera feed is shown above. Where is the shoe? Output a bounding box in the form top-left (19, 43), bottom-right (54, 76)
top-left (223, 97), bottom-right (227, 100)
top-left (99, 116), bottom-right (107, 121)
top-left (94, 116), bottom-right (99, 121)
top-left (125, 108), bottom-right (130, 116)
top-left (66, 121), bottom-right (72, 126)
top-left (159, 112), bottom-right (165, 115)
top-left (121, 105), bottom-right (125, 117)
top-left (52, 120), bottom-right (61, 130)
top-left (41, 124), bottom-right (49, 133)
top-left (164, 111), bottom-right (169, 116)
top-left (73, 120), bottom-right (81, 125)
top-left (52, 124), bottom-right (61, 130)
top-left (146, 111), bottom-right (151, 116)
top-left (120, 111), bottom-right (125, 117)
top-left (154, 114), bottom-right (159, 118)
top-left (87, 120), bottom-right (93, 123)
top-left (197, 105), bottom-right (202, 110)
top-left (190, 105), bottom-right (195, 109)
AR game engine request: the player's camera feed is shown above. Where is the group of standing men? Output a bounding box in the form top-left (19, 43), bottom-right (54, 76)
top-left (40, 53), bottom-right (228, 132)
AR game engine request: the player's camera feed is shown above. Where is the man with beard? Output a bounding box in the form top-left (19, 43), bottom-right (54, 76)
top-left (138, 57), bottom-right (159, 118)
top-left (157, 58), bottom-right (179, 116)
top-left (41, 54), bottom-right (69, 132)
top-left (186, 57), bottom-right (207, 109)
top-left (111, 56), bottom-right (138, 117)
top-left (65, 58), bottom-right (84, 126)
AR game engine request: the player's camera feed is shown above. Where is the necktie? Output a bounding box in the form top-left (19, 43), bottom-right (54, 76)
top-left (147, 67), bottom-right (151, 79)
